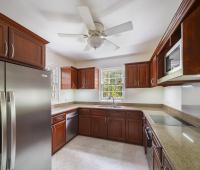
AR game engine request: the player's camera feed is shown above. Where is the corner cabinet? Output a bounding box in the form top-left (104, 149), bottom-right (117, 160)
top-left (150, 55), bottom-right (157, 87)
top-left (78, 108), bottom-right (143, 145)
top-left (125, 62), bottom-right (150, 88)
top-left (0, 13), bottom-right (48, 69)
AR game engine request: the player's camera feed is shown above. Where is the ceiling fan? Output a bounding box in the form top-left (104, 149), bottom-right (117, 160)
top-left (58, 6), bottom-right (133, 50)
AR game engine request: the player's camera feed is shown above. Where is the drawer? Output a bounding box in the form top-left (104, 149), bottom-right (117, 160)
top-left (91, 109), bottom-right (106, 116)
top-left (107, 110), bottom-right (126, 118)
top-left (126, 111), bottom-right (143, 119)
top-left (78, 108), bottom-right (90, 115)
top-left (52, 113), bottom-right (66, 125)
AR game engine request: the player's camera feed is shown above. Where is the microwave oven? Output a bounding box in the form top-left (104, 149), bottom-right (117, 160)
top-left (165, 39), bottom-right (183, 75)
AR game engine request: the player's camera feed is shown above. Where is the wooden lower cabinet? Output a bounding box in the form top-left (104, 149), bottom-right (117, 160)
top-left (91, 116), bottom-right (107, 138)
top-left (78, 115), bottom-right (91, 136)
top-left (162, 152), bottom-right (174, 170)
top-left (52, 120), bottom-right (66, 154)
top-left (126, 119), bottom-right (143, 145)
top-left (107, 117), bottom-right (126, 141)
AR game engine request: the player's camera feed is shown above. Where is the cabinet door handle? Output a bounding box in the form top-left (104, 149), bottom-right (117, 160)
top-left (11, 44), bottom-right (15, 58)
top-left (4, 41), bottom-right (8, 57)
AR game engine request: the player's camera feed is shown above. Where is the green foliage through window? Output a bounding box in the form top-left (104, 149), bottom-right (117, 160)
top-left (101, 68), bottom-right (124, 100)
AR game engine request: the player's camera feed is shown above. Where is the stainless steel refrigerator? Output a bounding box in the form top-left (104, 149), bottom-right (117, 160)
top-left (0, 61), bottom-right (51, 170)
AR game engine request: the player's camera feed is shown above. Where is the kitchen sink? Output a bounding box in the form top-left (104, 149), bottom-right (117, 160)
top-left (97, 105), bottom-right (124, 109)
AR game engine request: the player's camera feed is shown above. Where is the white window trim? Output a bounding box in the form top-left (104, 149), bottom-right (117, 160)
top-left (99, 67), bottom-right (125, 102)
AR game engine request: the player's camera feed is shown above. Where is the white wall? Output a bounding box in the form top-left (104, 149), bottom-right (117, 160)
top-left (163, 86), bottom-right (182, 110)
top-left (74, 53), bottom-right (164, 104)
top-left (46, 48), bottom-right (75, 104)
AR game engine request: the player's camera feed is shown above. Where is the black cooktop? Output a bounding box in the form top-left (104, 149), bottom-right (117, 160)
top-left (150, 114), bottom-right (193, 126)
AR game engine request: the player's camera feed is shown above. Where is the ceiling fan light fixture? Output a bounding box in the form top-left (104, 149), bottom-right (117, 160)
top-left (88, 36), bottom-right (104, 49)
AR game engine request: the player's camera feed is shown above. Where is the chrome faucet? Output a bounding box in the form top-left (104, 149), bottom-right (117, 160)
top-left (109, 96), bottom-right (116, 107)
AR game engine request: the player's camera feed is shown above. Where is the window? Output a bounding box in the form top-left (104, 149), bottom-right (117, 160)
top-left (47, 66), bottom-right (60, 104)
top-left (101, 67), bottom-right (124, 101)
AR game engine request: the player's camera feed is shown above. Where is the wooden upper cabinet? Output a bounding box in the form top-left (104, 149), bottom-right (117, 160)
top-left (0, 13), bottom-right (48, 69)
top-left (150, 55), bottom-right (157, 87)
top-left (0, 20), bottom-right (8, 58)
top-left (78, 69), bottom-right (86, 89)
top-left (61, 67), bottom-right (78, 89)
top-left (125, 62), bottom-right (150, 88)
top-left (182, 4), bottom-right (200, 75)
top-left (125, 64), bottom-right (138, 88)
top-left (78, 67), bottom-right (99, 89)
top-left (8, 27), bottom-right (45, 68)
top-left (138, 62), bottom-right (150, 87)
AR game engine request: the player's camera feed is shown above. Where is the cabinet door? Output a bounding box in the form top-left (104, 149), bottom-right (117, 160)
top-left (126, 119), bottom-right (143, 145)
top-left (153, 148), bottom-right (162, 170)
top-left (151, 55), bottom-right (157, 87)
top-left (0, 21), bottom-right (8, 58)
top-left (71, 67), bottom-right (78, 89)
top-left (9, 27), bottom-right (45, 68)
top-left (138, 63), bottom-right (150, 87)
top-left (107, 117), bottom-right (125, 141)
top-left (61, 67), bottom-right (71, 89)
top-left (182, 4), bottom-right (200, 75)
top-left (52, 120), bottom-right (66, 154)
top-left (78, 69), bottom-right (86, 88)
top-left (85, 68), bottom-right (95, 89)
top-left (163, 153), bottom-right (174, 170)
top-left (78, 115), bottom-right (91, 136)
top-left (91, 116), bottom-right (107, 138)
top-left (125, 64), bottom-right (138, 88)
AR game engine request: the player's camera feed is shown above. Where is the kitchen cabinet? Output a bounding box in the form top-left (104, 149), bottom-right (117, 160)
top-left (0, 13), bottom-right (48, 69)
top-left (0, 20), bottom-right (8, 58)
top-left (162, 151), bottom-right (174, 170)
top-left (52, 113), bottom-right (66, 154)
top-left (78, 67), bottom-right (99, 89)
top-left (153, 136), bottom-right (162, 170)
top-left (78, 109), bottom-right (91, 136)
top-left (150, 55), bottom-right (157, 87)
top-left (91, 109), bottom-right (107, 138)
top-left (61, 66), bottom-right (78, 89)
top-left (182, 4), bottom-right (200, 75)
top-left (91, 116), bottom-right (107, 138)
top-left (125, 62), bottom-right (150, 88)
top-left (125, 64), bottom-right (138, 88)
top-left (107, 111), bottom-right (126, 141)
top-left (8, 27), bottom-right (45, 68)
top-left (126, 111), bottom-right (143, 145)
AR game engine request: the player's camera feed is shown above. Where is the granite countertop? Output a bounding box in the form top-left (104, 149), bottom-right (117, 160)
top-left (51, 104), bottom-right (200, 170)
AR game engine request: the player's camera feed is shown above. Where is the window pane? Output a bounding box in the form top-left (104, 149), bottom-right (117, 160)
top-left (101, 68), bottom-right (124, 100)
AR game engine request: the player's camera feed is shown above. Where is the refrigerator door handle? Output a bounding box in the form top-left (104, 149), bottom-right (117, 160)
top-left (0, 91), bottom-right (7, 170)
top-left (7, 91), bottom-right (16, 170)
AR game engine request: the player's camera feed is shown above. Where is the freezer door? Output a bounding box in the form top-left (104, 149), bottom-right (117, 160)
top-left (0, 61), bottom-right (7, 170)
top-left (6, 63), bottom-right (51, 170)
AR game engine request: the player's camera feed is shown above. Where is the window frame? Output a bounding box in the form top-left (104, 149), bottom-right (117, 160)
top-left (100, 67), bottom-right (125, 102)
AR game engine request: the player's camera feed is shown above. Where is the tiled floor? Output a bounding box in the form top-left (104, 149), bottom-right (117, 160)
top-left (52, 136), bottom-right (149, 170)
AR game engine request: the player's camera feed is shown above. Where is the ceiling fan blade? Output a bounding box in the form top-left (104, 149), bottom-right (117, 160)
top-left (77, 6), bottom-right (96, 30)
top-left (104, 38), bottom-right (120, 50)
top-left (58, 33), bottom-right (88, 38)
top-left (104, 21), bottom-right (133, 36)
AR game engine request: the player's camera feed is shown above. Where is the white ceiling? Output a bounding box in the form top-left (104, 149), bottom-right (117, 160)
top-left (0, 0), bottom-right (182, 61)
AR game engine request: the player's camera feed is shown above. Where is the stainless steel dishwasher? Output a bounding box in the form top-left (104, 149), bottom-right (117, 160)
top-left (66, 111), bottom-right (78, 142)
